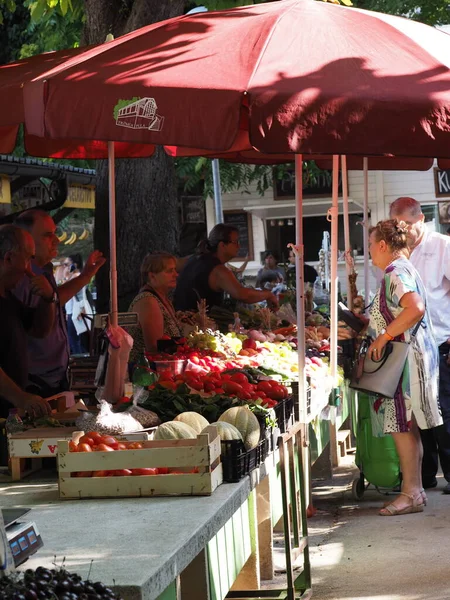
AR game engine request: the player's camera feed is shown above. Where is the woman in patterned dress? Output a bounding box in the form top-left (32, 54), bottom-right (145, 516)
top-left (367, 219), bottom-right (442, 516)
top-left (128, 252), bottom-right (182, 363)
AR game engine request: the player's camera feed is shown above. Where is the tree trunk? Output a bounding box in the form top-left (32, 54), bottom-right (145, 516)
top-left (84, 0), bottom-right (186, 314)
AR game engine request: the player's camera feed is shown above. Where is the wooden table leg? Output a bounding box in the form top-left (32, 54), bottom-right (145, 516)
top-left (256, 476), bottom-right (274, 581)
top-left (10, 458), bottom-right (21, 481)
top-left (180, 549), bottom-right (209, 600)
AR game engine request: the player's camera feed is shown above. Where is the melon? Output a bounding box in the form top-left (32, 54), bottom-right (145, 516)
top-left (173, 412), bottom-right (210, 434)
top-left (154, 421), bottom-right (197, 440)
top-left (218, 406), bottom-right (260, 450)
top-left (203, 422), bottom-right (243, 443)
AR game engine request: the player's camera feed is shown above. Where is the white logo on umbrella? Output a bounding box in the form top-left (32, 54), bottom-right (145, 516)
top-left (114, 97), bottom-right (164, 131)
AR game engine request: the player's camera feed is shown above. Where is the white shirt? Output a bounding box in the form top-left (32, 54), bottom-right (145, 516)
top-left (409, 229), bottom-right (450, 346)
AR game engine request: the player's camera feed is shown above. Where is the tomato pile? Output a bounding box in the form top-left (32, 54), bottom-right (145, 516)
top-left (69, 431), bottom-right (174, 477)
top-left (154, 371), bottom-right (288, 409)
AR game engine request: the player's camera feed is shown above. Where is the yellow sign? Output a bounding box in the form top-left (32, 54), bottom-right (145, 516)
top-left (0, 176), bottom-right (11, 204)
top-left (64, 185), bottom-right (95, 209)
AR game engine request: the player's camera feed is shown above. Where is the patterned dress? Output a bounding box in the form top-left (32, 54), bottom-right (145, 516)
top-left (128, 288), bottom-right (182, 363)
top-left (368, 257), bottom-right (442, 435)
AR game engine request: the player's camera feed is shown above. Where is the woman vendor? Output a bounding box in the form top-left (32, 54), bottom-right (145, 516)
top-left (174, 224), bottom-right (278, 312)
top-left (128, 252), bottom-right (182, 362)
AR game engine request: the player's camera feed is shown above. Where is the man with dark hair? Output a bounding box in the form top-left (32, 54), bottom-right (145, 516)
top-left (13, 209), bottom-right (106, 397)
top-left (174, 224), bottom-right (278, 311)
top-left (0, 224), bottom-right (55, 418)
top-left (390, 196), bottom-right (450, 494)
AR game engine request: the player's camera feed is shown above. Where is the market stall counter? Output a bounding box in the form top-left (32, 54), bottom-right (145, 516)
top-left (0, 473), bottom-right (258, 600)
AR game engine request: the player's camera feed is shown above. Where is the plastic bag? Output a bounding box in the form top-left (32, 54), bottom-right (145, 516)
top-left (76, 399), bottom-right (144, 435)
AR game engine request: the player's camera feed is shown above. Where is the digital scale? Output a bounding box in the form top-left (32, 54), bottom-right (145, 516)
top-left (2, 508), bottom-right (43, 566)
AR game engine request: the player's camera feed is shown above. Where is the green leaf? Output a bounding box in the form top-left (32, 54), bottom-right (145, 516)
top-left (30, 0), bottom-right (48, 22)
top-left (48, 0), bottom-right (59, 8)
top-left (60, 0), bottom-right (68, 15)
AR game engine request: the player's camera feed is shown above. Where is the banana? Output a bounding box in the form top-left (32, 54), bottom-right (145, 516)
top-left (57, 231), bottom-right (68, 242)
top-left (79, 228), bottom-right (89, 241)
top-left (64, 232), bottom-right (76, 245)
top-left (68, 233), bottom-right (78, 245)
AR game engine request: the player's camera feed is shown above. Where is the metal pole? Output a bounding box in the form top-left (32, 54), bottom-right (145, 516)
top-left (108, 141), bottom-right (118, 327)
top-left (363, 157), bottom-right (370, 306)
top-left (294, 154), bottom-right (306, 424)
top-left (212, 158), bottom-right (223, 224)
top-left (330, 155), bottom-right (339, 382)
top-left (341, 155), bottom-right (352, 309)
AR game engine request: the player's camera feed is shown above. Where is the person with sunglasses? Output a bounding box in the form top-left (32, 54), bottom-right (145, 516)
top-left (174, 224), bottom-right (278, 312)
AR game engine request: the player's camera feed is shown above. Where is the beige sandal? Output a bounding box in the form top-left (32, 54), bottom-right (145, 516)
top-left (382, 488), bottom-right (427, 508)
top-left (379, 492), bottom-right (424, 516)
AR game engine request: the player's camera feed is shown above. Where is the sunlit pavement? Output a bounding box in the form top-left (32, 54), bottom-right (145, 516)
top-left (307, 456), bottom-right (450, 600)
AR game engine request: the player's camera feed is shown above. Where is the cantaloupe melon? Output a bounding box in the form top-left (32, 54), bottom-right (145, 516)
top-left (173, 412), bottom-right (210, 434)
top-left (154, 421), bottom-right (197, 440)
top-left (218, 406), bottom-right (260, 450)
top-left (203, 422), bottom-right (243, 443)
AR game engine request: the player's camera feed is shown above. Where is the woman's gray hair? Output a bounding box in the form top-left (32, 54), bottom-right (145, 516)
top-left (140, 252), bottom-right (176, 287)
top-left (0, 224), bottom-right (25, 259)
top-left (389, 197), bottom-right (422, 218)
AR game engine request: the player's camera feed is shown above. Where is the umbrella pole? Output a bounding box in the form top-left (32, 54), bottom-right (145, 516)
top-left (108, 141), bottom-right (118, 327)
top-left (341, 156), bottom-right (352, 310)
top-left (212, 158), bottom-right (224, 224)
top-left (294, 154), bottom-right (306, 422)
top-left (328, 155), bottom-right (340, 468)
top-left (363, 157), bottom-right (370, 306)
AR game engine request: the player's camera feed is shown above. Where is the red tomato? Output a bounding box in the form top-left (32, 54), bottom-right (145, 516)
top-left (100, 435), bottom-right (118, 447)
top-left (220, 374), bottom-right (232, 381)
top-left (222, 381), bottom-right (244, 396)
top-left (79, 435), bottom-right (95, 446)
top-left (131, 468), bottom-right (158, 476)
top-left (128, 442), bottom-right (143, 450)
top-left (117, 443), bottom-right (128, 450)
top-left (94, 443), bottom-right (115, 452)
top-left (215, 388), bottom-right (225, 394)
top-left (92, 470), bottom-right (112, 477)
top-left (204, 381), bottom-right (216, 393)
top-left (69, 441), bottom-right (78, 452)
top-left (112, 469), bottom-right (133, 476)
top-left (257, 381), bottom-right (274, 394)
top-left (77, 443), bottom-right (93, 453)
top-left (158, 370), bottom-right (174, 381)
top-left (158, 467), bottom-right (169, 474)
top-left (230, 373), bottom-right (249, 385)
top-left (86, 431), bottom-right (103, 443)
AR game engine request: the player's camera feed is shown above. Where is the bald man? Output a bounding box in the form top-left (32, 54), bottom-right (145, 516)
top-left (390, 197), bottom-right (450, 494)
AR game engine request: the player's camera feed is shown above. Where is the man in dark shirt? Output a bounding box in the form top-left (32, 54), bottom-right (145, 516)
top-left (0, 225), bottom-right (55, 418)
top-left (174, 224), bottom-right (278, 311)
top-left (13, 209), bottom-right (106, 396)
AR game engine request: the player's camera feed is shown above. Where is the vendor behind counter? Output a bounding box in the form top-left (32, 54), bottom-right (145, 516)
top-left (174, 224), bottom-right (278, 312)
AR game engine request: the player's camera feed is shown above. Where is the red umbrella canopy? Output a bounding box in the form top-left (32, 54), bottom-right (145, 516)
top-left (23, 0), bottom-right (450, 158)
top-left (0, 47), bottom-right (155, 158)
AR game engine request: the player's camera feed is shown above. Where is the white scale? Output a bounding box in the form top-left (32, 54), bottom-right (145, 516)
top-left (2, 508), bottom-right (43, 566)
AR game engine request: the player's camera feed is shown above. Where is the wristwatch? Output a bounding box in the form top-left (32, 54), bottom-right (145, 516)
top-left (380, 328), bottom-right (394, 340)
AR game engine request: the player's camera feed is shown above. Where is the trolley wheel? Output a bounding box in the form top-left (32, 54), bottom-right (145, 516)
top-left (352, 476), bottom-right (365, 500)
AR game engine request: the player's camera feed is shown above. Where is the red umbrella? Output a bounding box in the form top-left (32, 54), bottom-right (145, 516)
top-left (0, 48), bottom-right (155, 158)
top-left (23, 0), bottom-right (450, 158)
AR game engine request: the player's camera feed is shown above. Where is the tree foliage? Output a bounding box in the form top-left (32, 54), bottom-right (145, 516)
top-left (353, 0), bottom-right (449, 25)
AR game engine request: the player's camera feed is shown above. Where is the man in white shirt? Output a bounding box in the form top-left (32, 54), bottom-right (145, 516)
top-left (390, 197), bottom-right (450, 494)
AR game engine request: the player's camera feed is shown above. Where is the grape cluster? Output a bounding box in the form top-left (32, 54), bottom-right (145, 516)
top-left (0, 567), bottom-right (124, 600)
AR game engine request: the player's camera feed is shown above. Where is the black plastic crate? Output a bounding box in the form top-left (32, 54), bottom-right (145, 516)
top-left (256, 437), bottom-right (270, 466)
top-left (274, 395), bottom-right (295, 433)
top-left (221, 439), bottom-right (258, 483)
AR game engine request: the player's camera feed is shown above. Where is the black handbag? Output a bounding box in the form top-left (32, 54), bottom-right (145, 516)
top-left (350, 318), bottom-right (423, 398)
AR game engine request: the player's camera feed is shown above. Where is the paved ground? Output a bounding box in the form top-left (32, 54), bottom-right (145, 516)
top-left (276, 456), bottom-right (450, 600)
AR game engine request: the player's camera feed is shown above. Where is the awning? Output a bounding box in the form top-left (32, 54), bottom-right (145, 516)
top-left (243, 197), bottom-right (365, 220)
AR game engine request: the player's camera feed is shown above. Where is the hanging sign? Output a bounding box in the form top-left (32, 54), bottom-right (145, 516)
top-left (64, 185), bottom-right (95, 209)
top-left (0, 176), bottom-right (11, 204)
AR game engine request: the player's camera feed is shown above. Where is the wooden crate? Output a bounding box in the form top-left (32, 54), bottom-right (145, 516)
top-left (58, 427), bottom-right (223, 499)
top-left (7, 428), bottom-right (148, 481)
